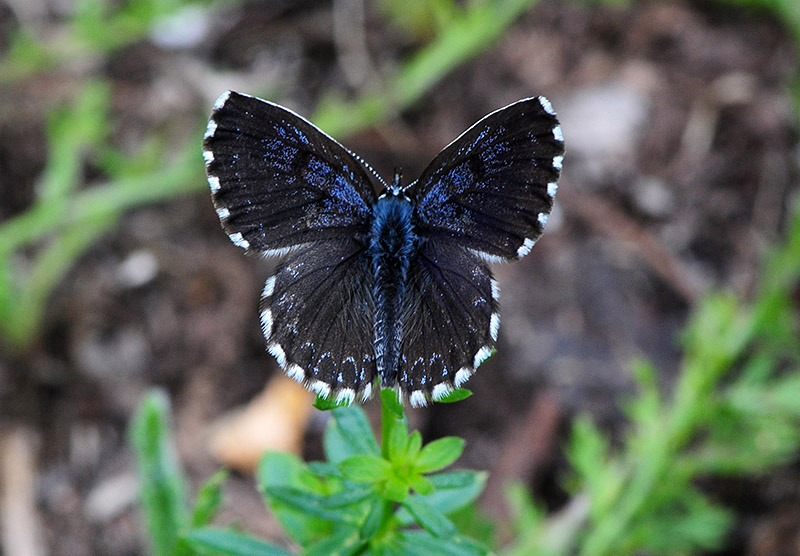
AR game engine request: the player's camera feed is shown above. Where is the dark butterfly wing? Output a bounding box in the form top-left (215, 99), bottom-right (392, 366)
top-left (203, 91), bottom-right (380, 254)
top-left (399, 240), bottom-right (499, 407)
top-left (405, 96), bottom-right (564, 261)
top-left (260, 239), bottom-right (376, 403)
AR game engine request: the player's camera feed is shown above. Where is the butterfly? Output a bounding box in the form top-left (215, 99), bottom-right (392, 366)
top-left (203, 91), bottom-right (563, 407)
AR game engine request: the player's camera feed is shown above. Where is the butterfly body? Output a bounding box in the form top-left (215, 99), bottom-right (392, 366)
top-left (369, 185), bottom-right (418, 386)
top-left (204, 91), bottom-right (564, 406)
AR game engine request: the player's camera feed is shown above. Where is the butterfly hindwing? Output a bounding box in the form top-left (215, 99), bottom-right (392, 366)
top-left (260, 239), bottom-right (376, 404)
top-left (399, 240), bottom-right (498, 407)
top-left (407, 97), bottom-right (563, 262)
top-left (203, 91), bottom-right (379, 255)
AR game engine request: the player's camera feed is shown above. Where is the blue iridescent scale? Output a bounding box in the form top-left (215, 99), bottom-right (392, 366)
top-left (369, 177), bottom-right (418, 385)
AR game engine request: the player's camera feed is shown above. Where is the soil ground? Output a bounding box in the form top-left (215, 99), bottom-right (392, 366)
top-left (0, 1), bottom-right (798, 554)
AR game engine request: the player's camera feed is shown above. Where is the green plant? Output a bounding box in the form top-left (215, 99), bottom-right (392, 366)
top-left (0, 79), bottom-right (204, 350)
top-left (130, 391), bottom-right (231, 556)
top-left (0, 0), bottom-right (213, 84)
top-left (131, 196), bottom-right (800, 555)
top-left (131, 387), bottom-right (486, 556)
top-left (500, 197), bottom-right (800, 556)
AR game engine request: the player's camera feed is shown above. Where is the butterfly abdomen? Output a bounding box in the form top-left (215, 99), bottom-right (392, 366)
top-left (369, 192), bottom-right (417, 386)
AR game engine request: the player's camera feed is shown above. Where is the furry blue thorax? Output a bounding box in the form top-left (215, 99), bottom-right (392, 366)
top-left (369, 184), bottom-right (417, 386)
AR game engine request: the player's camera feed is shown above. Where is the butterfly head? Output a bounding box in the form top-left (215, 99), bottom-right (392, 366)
top-left (385, 168), bottom-right (404, 197)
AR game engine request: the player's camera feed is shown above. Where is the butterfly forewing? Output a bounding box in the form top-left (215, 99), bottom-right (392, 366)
top-left (204, 91), bottom-right (378, 254)
top-left (261, 239), bottom-right (376, 404)
top-left (399, 240), bottom-right (498, 407)
top-left (406, 97), bottom-right (564, 261)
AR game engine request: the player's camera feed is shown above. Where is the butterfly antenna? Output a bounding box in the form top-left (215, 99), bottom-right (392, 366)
top-left (390, 168), bottom-right (403, 195)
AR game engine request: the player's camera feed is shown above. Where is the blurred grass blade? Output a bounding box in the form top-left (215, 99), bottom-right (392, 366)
top-left (130, 390), bottom-right (189, 556)
top-left (191, 470), bottom-right (228, 528)
top-left (0, 214), bottom-right (114, 349)
top-left (313, 0), bottom-right (539, 137)
top-left (0, 141), bottom-right (203, 257)
top-left (39, 80), bottom-right (111, 202)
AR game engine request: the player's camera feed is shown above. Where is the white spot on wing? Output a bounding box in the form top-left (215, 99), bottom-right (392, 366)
top-left (260, 308), bottom-right (273, 339)
top-left (310, 380), bottom-right (331, 398)
top-left (216, 207), bottom-right (230, 220)
top-left (336, 388), bottom-right (355, 405)
top-left (538, 213), bottom-right (549, 228)
top-left (208, 175), bottom-right (220, 193)
top-left (553, 124), bottom-right (563, 142)
top-left (553, 155), bottom-right (563, 170)
top-left (474, 345), bottom-right (493, 368)
top-left (261, 246), bottom-right (296, 258)
top-left (454, 367), bottom-right (472, 387)
top-left (409, 390), bottom-right (427, 408)
top-left (469, 249), bottom-right (508, 265)
top-left (432, 383), bottom-right (452, 401)
top-left (539, 96), bottom-right (556, 116)
top-left (491, 279), bottom-right (500, 301)
top-left (490, 313), bottom-right (500, 342)
top-left (205, 119), bottom-right (217, 139)
top-left (203, 150), bottom-right (214, 165)
top-left (263, 276), bottom-right (276, 298)
top-left (287, 364), bottom-right (305, 382)
top-left (517, 237), bottom-right (536, 257)
top-left (361, 383), bottom-right (373, 402)
top-left (228, 232), bottom-right (250, 249)
top-left (268, 343), bottom-right (287, 367)
top-left (213, 90), bottom-right (231, 110)
top-left (547, 182), bottom-right (558, 197)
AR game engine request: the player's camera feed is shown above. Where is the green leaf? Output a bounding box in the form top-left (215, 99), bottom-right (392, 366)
top-left (257, 453), bottom-right (333, 546)
top-left (129, 390), bottom-right (188, 556)
top-left (387, 415), bottom-right (410, 463)
top-left (435, 388), bottom-right (473, 403)
top-left (314, 393), bottom-right (351, 411)
top-left (361, 498), bottom-right (390, 539)
top-left (265, 486), bottom-right (361, 525)
top-left (409, 474), bottom-right (435, 496)
top-left (319, 484), bottom-right (376, 508)
top-left (183, 527), bottom-right (291, 556)
top-left (401, 496), bottom-right (458, 538)
top-left (324, 406), bottom-right (380, 464)
top-left (407, 431), bottom-right (423, 460)
top-left (339, 455), bottom-right (392, 483)
top-left (395, 471), bottom-right (487, 525)
top-left (302, 527), bottom-right (365, 556)
top-left (394, 530), bottom-right (489, 556)
top-left (258, 452), bottom-right (324, 493)
top-left (191, 469), bottom-right (228, 527)
top-left (415, 437), bottom-right (464, 473)
top-left (381, 388), bottom-right (404, 418)
top-left (307, 461), bottom-right (341, 478)
top-left (383, 476), bottom-right (410, 502)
